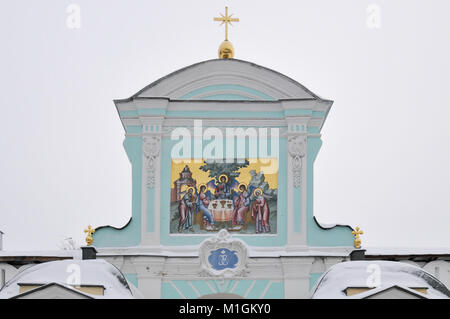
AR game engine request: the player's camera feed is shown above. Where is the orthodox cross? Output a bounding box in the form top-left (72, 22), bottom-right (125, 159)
top-left (214, 7), bottom-right (239, 41)
top-left (84, 225), bottom-right (95, 246)
top-left (352, 226), bottom-right (364, 249)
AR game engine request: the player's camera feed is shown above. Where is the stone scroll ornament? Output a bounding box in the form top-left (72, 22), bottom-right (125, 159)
top-left (199, 229), bottom-right (249, 278)
top-left (143, 136), bottom-right (161, 189)
top-left (288, 135), bottom-right (306, 188)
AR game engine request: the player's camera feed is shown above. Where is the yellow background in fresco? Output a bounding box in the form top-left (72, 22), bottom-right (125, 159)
top-left (170, 159), bottom-right (278, 189)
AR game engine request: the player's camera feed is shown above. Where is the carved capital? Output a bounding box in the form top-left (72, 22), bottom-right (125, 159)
top-left (143, 136), bottom-right (161, 189)
top-left (288, 135), bottom-right (306, 188)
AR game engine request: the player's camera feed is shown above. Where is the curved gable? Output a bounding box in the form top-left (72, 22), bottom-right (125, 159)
top-left (134, 59), bottom-right (320, 101)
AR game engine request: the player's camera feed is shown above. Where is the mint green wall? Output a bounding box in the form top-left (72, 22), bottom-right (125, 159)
top-left (125, 273), bottom-right (139, 288)
top-left (161, 279), bottom-right (284, 299)
top-left (306, 137), bottom-right (353, 246)
top-left (179, 84), bottom-right (275, 100)
top-left (198, 94), bottom-right (251, 100)
top-left (119, 109), bottom-right (321, 119)
top-left (309, 273), bottom-right (323, 291)
top-left (93, 78), bottom-right (354, 248)
top-left (92, 131), bottom-right (353, 248)
top-left (93, 137), bottom-right (142, 247)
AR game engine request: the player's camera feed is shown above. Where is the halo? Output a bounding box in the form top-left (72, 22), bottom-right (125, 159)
top-left (238, 183), bottom-right (247, 191)
top-left (186, 186), bottom-right (195, 193)
top-left (180, 185), bottom-right (195, 193)
top-left (253, 188), bottom-right (263, 197)
top-left (180, 186), bottom-right (195, 200)
top-left (198, 184), bottom-right (207, 192)
top-left (218, 174), bottom-right (229, 183)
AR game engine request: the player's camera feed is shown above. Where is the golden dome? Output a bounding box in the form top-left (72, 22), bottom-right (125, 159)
top-left (218, 40), bottom-right (234, 59)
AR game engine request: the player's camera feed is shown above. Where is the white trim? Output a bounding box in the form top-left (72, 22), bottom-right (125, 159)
top-left (187, 281), bottom-right (201, 298)
top-left (260, 280), bottom-right (274, 299)
top-left (169, 281), bottom-right (186, 299)
top-left (205, 281), bottom-right (218, 294)
top-left (229, 280), bottom-right (240, 294)
top-left (243, 280), bottom-right (256, 298)
top-left (117, 99), bottom-right (330, 116)
top-left (94, 245), bottom-right (353, 259)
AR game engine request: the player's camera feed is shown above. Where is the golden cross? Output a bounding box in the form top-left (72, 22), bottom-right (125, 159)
top-left (84, 225), bottom-right (95, 246)
top-left (352, 226), bottom-right (364, 249)
top-left (352, 226), bottom-right (363, 238)
top-left (214, 7), bottom-right (239, 41)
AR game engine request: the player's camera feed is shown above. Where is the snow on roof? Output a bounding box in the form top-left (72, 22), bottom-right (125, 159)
top-left (0, 259), bottom-right (134, 299)
top-left (12, 282), bottom-right (94, 299)
top-left (311, 260), bottom-right (450, 299)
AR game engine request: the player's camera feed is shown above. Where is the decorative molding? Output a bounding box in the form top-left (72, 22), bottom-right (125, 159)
top-left (288, 135), bottom-right (306, 188)
top-left (143, 136), bottom-right (161, 189)
top-left (199, 230), bottom-right (249, 278)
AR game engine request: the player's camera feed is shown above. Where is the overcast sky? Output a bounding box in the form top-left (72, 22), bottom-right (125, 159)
top-left (0, 0), bottom-right (449, 250)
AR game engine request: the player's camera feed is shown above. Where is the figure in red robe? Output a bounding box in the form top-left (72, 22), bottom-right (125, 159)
top-left (251, 189), bottom-right (271, 233)
top-left (214, 175), bottom-right (230, 199)
top-left (232, 184), bottom-right (250, 227)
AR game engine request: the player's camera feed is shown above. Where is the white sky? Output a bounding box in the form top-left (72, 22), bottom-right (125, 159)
top-left (0, 0), bottom-right (449, 250)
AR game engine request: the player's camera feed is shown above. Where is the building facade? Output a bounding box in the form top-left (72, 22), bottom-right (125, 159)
top-left (0, 6), bottom-right (448, 299)
top-left (2, 58), bottom-right (448, 299)
top-left (92, 58), bottom-right (356, 298)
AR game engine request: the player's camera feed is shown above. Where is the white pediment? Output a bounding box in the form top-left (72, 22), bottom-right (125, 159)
top-left (133, 59), bottom-right (319, 101)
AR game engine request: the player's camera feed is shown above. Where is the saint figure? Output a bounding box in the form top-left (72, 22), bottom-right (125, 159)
top-left (214, 175), bottom-right (230, 199)
top-left (197, 185), bottom-right (215, 230)
top-left (251, 189), bottom-right (271, 233)
top-left (178, 187), bottom-right (195, 232)
top-left (232, 184), bottom-right (250, 227)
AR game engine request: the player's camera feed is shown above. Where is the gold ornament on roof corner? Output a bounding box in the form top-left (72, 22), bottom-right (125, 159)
top-left (352, 226), bottom-right (364, 249)
top-left (214, 6), bottom-right (239, 59)
top-left (84, 225), bottom-right (95, 246)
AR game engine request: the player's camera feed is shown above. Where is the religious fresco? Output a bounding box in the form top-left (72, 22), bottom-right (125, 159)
top-left (170, 159), bottom-right (278, 234)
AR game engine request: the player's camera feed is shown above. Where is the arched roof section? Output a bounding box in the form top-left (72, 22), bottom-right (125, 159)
top-left (133, 59), bottom-right (321, 101)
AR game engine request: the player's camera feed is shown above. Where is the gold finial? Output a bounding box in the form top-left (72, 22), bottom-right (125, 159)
top-left (84, 225), bottom-right (95, 246)
top-left (352, 226), bottom-right (364, 249)
top-left (214, 6), bottom-right (239, 59)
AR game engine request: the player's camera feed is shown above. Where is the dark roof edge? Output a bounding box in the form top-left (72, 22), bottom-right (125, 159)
top-left (113, 97), bottom-right (330, 104)
top-left (313, 216), bottom-right (354, 232)
top-left (95, 217), bottom-right (132, 232)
